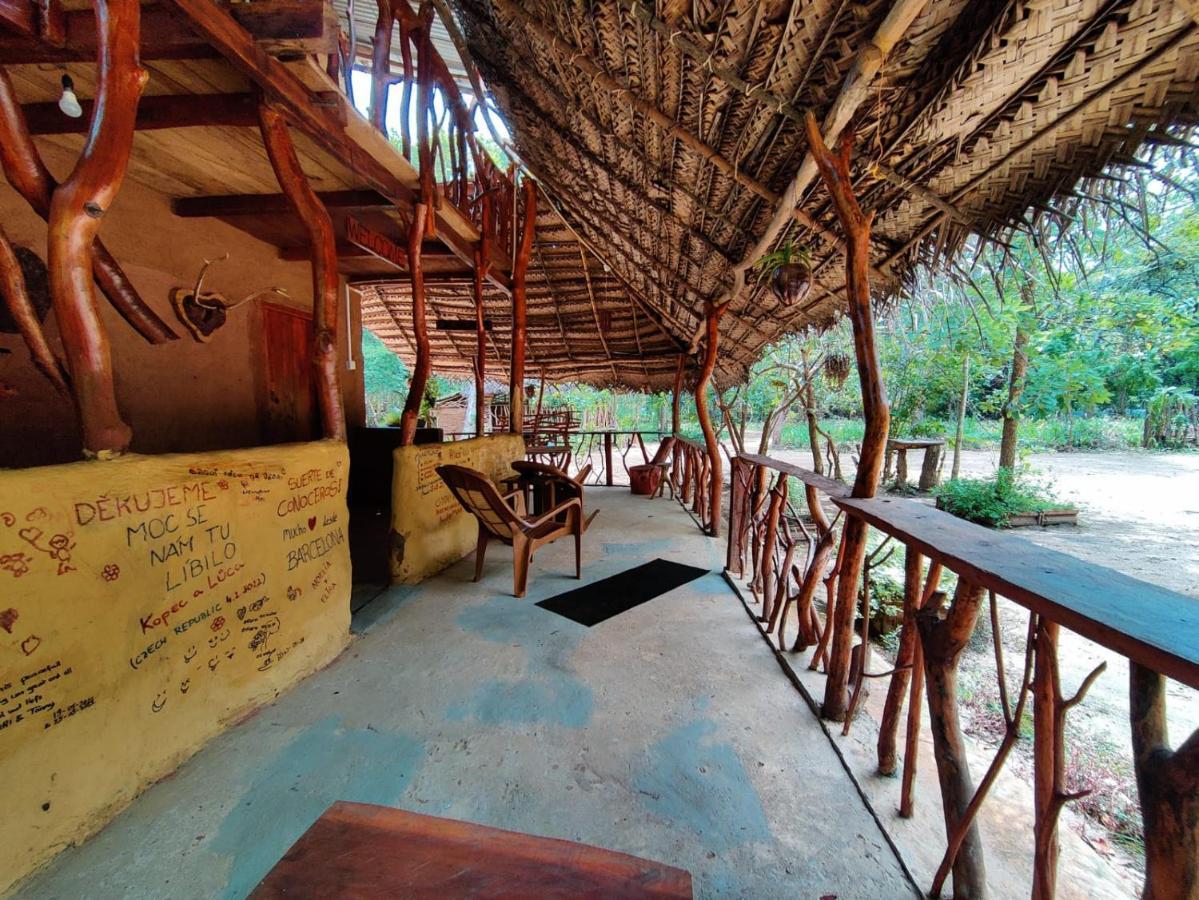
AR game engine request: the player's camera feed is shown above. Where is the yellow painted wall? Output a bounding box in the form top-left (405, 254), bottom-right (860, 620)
top-left (390, 435), bottom-right (525, 583)
top-left (0, 441), bottom-right (352, 894)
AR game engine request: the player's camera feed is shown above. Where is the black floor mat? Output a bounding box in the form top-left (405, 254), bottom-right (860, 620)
top-left (536, 558), bottom-right (709, 626)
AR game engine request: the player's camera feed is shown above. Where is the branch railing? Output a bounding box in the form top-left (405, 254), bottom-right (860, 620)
top-left (363, 1), bottom-right (513, 255)
top-left (725, 450), bottom-right (1199, 899)
top-left (669, 434), bottom-right (716, 534)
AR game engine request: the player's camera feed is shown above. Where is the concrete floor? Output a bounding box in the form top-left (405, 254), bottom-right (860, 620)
top-left (15, 490), bottom-right (916, 899)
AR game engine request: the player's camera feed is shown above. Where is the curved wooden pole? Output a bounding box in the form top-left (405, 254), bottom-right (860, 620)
top-left (0, 68), bottom-right (177, 345)
top-left (509, 176), bottom-right (535, 435)
top-left (258, 103), bottom-right (346, 442)
top-left (47, 0), bottom-right (146, 455)
top-left (399, 202), bottom-right (430, 445)
top-left (671, 352), bottom-right (684, 434)
top-left (805, 113), bottom-right (891, 721)
top-left (1131, 662), bottom-right (1199, 899)
top-left (694, 301), bottom-right (726, 536)
top-left (0, 225), bottom-right (68, 393)
top-left (370, 0), bottom-right (393, 132)
top-left (473, 195), bottom-right (491, 437)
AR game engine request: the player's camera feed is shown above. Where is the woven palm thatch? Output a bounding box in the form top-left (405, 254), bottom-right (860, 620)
top-left (358, 200), bottom-right (683, 388)
top-left (405, 0), bottom-right (1197, 389)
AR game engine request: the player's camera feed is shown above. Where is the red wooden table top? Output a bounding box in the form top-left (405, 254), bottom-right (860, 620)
top-left (249, 802), bottom-right (693, 899)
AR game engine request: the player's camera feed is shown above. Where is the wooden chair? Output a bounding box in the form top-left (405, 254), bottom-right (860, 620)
top-left (437, 464), bottom-right (586, 598)
top-left (629, 436), bottom-right (677, 498)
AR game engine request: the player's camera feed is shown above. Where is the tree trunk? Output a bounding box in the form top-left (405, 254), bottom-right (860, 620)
top-left (999, 290), bottom-right (1031, 470)
top-left (952, 353), bottom-right (969, 479)
top-left (918, 579), bottom-right (988, 898)
top-left (671, 353), bottom-right (684, 434)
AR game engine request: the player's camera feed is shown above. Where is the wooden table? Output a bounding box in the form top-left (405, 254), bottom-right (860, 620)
top-left (524, 442), bottom-right (572, 471)
top-left (885, 437), bottom-right (945, 491)
top-left (249, 802), bottom-right (693, 899)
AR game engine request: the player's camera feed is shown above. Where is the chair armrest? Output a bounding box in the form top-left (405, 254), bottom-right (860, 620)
top-left (525, 496), bottom-right (581, 530)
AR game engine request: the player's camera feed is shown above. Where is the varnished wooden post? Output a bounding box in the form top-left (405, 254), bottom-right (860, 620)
top-left (509, 177), bottom-right (536, 435)
top-left (900, 561), bottom-right (942, 816)
top-left (878, 546), bottom-right (924, 775)
top-left (695, 301), bottom-right (726, 537)
top-left (0, 67), bottom-right (177, 345)
top-left (1031, 617), bottom-right (1063, 900)
top-left (399, 202), bottom-right (430, 445)
top-left (671, 353), bottom-right (684, 434)
top-left (370, 0), bottom-right (393, 132)
top-left (0, 224), bottom-right (67, 393)
top-left (1130, 662), bottom-right (1199, 899)
top-left (604, 431), bottom-right (614, 486)
top-left (258, 104), bottom-right (346, 441)
top-left (804, 114), bottom-right (890, 721)
top-left (473, 195), bottom-right (491, 438)
top-left (917, 577), bottom-right (987, 898)
top-left (46, 0), bottom-right (146, 455)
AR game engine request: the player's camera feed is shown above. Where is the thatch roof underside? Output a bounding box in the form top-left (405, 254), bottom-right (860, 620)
top-left (358, 203), bottom-right (683, 388)
top-left (434, 0), bottom-right (1198, 387)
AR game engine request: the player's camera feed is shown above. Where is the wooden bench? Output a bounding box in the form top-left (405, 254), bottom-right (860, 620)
top-left (884, 438), bottom-right (945, 491)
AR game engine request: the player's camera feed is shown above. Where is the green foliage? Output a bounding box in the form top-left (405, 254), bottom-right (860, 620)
top-left (933, 468), bottom-right (1060, 528)
top-left (751, 241), bottom-right (812, 282)
top-left (362, 328), bottom-right (409, 426)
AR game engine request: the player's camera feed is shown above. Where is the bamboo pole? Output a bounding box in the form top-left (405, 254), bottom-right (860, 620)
top-left (46, 0), bottom-right (146, 455)
top-left (258, 104), bottom-right (346, 441)
top-left (805, 114), bottom-right (891, 721)
top-left (0, 68), bottom-right (177, 345)
top-left (509, 176), bottom-right (535, 435)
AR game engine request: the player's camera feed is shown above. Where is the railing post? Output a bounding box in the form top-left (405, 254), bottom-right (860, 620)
top-left (916, 578), bottom-right (987, 896)
top-left (878, 547), bottom-right (925, 775)
top-left (604, 431), bottom-right (613, 486)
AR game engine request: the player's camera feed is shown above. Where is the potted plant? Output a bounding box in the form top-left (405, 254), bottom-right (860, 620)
top-left (753, 241), bottom-right (813, 304)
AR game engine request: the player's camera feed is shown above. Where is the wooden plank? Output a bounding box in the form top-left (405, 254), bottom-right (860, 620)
top-left (345, 215), bottom-right (406, 268)
top-left (737, 453), bottom-right (850, 498)
top-left (23, 91), bottom-right (260, 134)
top-left (249, 801), bottom-right (691, 899)
top-left (834, 497), bottom-right (1199, 691)
top-left (0, 0), bottom-right (334, 63)
top-left (172, 189), bottom-right (391, 217)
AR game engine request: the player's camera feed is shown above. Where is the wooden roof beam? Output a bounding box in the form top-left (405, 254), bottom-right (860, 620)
top-left (22, 92), bottom-right (264, 135)
top-left (172, 189), bottom-right (391, 217)
top-left (0, 0), bottom-right (336, 63)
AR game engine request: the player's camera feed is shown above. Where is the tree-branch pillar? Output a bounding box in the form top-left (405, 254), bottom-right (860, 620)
top-left (694, 301), bottom-right (726, 536)
top-left (803, 113), bottom-right (890, 722)
top-left (509, 176), bottom-right (535, 435)
top-left (46, 0), bottom-right (146, 455)
top-left (258, 103), bottom-right (346, 441)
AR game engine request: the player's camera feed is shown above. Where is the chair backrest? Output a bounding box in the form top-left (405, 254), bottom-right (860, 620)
top-left (436, 465), bottom-right (521, 539)
top-left (650, 436), bottom-right (677, 466)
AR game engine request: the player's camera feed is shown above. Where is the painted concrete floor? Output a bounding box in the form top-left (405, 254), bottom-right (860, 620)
top-left (16, 490), bottom-right (916, 900)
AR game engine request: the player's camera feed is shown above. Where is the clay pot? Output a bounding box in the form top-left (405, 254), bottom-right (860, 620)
top-left (770, 261), bottom-right (812, 304)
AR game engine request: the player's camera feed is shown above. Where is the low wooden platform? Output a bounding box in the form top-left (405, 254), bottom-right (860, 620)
top-left (249, 802), bottom-right (693, 899)
top-left (835, 497), bottom-right (1199, 690)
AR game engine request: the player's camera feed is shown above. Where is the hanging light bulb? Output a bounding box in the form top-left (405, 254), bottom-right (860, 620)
top-left (58, 74), bottom-right (82, 119)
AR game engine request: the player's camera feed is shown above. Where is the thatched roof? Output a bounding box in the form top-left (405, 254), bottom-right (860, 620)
top-left (358, 200), bottom-right (684, 388)
top-left (371, 0), bottom-right (1199, 388)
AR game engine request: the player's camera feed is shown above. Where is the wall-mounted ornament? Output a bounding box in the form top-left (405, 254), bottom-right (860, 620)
top-left (170, 254), bottom-right (288, 342)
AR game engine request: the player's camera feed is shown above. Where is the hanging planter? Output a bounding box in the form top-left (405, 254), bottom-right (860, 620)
top-left (823, 350), bottom-right (851, 388)
top-left (753, 241), bottom-right (813, 305)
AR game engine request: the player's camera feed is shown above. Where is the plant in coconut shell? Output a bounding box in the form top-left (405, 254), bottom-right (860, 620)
top-left (753, 241), bottom-right (813, 304)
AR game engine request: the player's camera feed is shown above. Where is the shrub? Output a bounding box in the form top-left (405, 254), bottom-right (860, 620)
top-left (933, 468), bottom-right (1059, 528)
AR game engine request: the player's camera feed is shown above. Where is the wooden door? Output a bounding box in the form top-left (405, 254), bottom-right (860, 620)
top-left (262, 302), bottom-right (318, 444)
